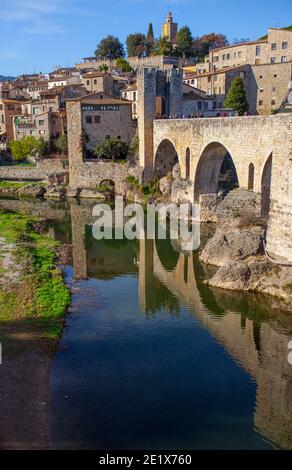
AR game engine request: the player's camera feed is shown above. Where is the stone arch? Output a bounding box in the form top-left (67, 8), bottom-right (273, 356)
top-left (248, 163), bottom-right (255, 191)
top-left (194, 142), bottom-right (239, 202)
top-left (98, 179), bottom-right (115, 191)
top-left (154, 138), bottom-right (181, 178)
top-left (261, 153), bottom-right (273, 218)
top-left (185, 147), bottom-right (190, 180)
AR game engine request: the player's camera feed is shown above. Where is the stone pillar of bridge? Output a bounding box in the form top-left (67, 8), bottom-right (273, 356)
top-left (137, 68), bottom-right (157, 182)
top-left (266, 116), bottom-right (292, 261)
top-left (167, 68), bottom-right (183, 117)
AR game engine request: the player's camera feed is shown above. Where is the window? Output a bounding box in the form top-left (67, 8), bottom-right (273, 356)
top-left (208, 76), bottom-right (211, 82)
top-left (117, 136), bottom-right (121, 140)
top-left (94, 115), bottom-right (100, 124)
top-left (238, 51), bottom-right (242, 58)
top-left (204, 101), bottom-right (208, 110)
top-left (226, 53), bottom-right (230, 60)
top-left (282, 41), bottom-right (288, 49)
top-left (197, 101), bottom-right (202, 110)
top-left (234, 52), bottom-right (237, 58)
top-left (258, 100), bottom-right (263, 106)
top-left (271, 43), bottom-right (277, 50)
top-left (272, 86), bottom-right (276, 92)
top-left (222, 54), bottom-right (226, 60)
top-left (87, 80), bottom-right (90, 86)
top-left (271, 99), bottom-right (276, 105)
top-left (270, 57), bottom-right (276, 63)
top-left (255, 45), bottom-right (261, 56)
top-left (274, 73), bottom-right (277, 78)
top-left (38, 120), bottom-right (45, 126)
top-left (94, 79), bottom-right (97, 85)
top-left (213, 56), bottom-right (219, 62)
top-left (259, 75), bottom-right (263, 79)
top-left (85, 115), bottom-right (92, 124)
top-left (281, 56), bottom-right (287, 62)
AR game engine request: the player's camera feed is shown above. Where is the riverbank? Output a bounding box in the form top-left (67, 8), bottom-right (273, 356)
top-left (0, 210), bottom-right (70, 449)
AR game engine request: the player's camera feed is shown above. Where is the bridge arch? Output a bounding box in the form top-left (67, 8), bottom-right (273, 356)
top-left (194, 142), bottom-right (239, 202)
top-left (154, 138), bottom-right (181, 178)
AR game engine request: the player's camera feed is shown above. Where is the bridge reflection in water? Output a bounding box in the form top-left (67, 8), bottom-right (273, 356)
top-left (1, 197), bottom-right (292, 449)
top-left (69, 199), bottom-right (292, 450)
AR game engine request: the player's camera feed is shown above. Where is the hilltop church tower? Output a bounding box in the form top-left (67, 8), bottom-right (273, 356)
top-left (161, 12), bottom-right (178, 45)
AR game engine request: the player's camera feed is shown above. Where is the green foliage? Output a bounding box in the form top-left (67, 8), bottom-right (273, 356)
top-left (115, 58), bottom-right (133, 73)
top-left (9, 136), bottom-right (47, 162)
top-left (0, 211), bottom-right (70, 339)
top-left (95, 35), bottom-right (125, 59)
top-left (176, 26), bottom-right (193, 57)
top-left (225, 77), bottom-right (249, 115)
top-left (53, 134), bottom-right (68, 155)
top-left (153, 37), bottom-right (173, 56)
top-left (98, 64), bottom-right (109, 72)
top-left (95, 138), bottom-right (129, 160)
top-left (126, 33), bottom-right (146, 57)
top-left (146, 23), bottom-right (155, 53)
top-left (127, 136), bottom-right (139, 158)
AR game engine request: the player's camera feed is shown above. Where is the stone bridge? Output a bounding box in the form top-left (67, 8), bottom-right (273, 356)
top-left (148, 114), bottom-right (292, 261)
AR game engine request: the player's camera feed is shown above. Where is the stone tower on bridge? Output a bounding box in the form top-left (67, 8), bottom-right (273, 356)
top-left (137, 67), bottom-right (183, 180)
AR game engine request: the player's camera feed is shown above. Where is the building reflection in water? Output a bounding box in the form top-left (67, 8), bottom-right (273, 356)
top-left (69, 199), bottom-right (292, 450)
top-left (1, 197), bottom-right (292, 449)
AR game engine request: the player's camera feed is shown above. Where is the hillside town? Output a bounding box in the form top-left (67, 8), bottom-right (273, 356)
top-left (1, 13), bottom-right (292, 158)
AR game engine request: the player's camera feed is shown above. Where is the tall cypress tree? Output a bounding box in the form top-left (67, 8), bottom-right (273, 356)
top-left (147, 23), bottom-right (154, 44)
top-left (225, 76), bottom-right (249, 115)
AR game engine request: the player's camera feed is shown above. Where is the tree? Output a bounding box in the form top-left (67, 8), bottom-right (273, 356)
top-left (153, 37), bottom-right (173, 56)
top-left (147, 23), bottom-right (154, 45)
top-left (98, 64), bottom-right (109, 72)
top-left (95, 35), bottom-right (125, 59)
top-left (126, 33), bottom-right (146, 57)
top-left (176, 26), bottom-right (193, 57)
top-left (54, 134), bottom-right (68, 156)
top-left (94, 138), bottom-right (129, 161)
top-left (192, 33), bottom-right (229, 59)
top-left (115, 58), bottom-right (133, 73)
top-left (225, 76), bottom-right (249, 115)
top-left (9, 136), bottom-right (47, 162)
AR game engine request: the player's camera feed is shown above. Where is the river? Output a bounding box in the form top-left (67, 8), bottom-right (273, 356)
top-left (1, 197), bottom-right (292, 450)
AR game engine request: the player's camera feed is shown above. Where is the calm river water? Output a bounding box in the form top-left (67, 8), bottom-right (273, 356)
top-left (2, 197), bottom-right (292, 450)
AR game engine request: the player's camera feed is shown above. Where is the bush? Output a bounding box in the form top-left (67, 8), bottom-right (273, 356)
top-left (9, 136), bottom-right (48, 162)
top-left (224, 77), bottom-right (248, 115)
top-left (95, 138), bottom-right (129, 161)
top-left (53, 134), bottom-right (68, 156)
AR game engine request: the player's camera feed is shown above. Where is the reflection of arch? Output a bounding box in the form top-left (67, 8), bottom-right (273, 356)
top-left (185, 147), bottom-right (190, 180)
top-left (154, 139), bottom-right (180, 178)
top-left (194, 142), bottom-right (239, 201)
top-left (248, 163), bottom-right (255, 191)
top-left (261, 153), bottom-right (272, 218)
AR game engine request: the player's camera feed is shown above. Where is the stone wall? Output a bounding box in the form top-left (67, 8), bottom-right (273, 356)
top-left (0, 158), bottom-right (68, 181)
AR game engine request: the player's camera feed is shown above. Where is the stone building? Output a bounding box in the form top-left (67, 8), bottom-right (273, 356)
top-left (184, 27), bottom-right (292, 114)
top-left (67, 92), bottom-right (136, 156)
top-left (82, 71), bottom-right (115, 95)
top-left (13, 111), bottom-right (63, 141)
top-left (0, 98), bottom-right (24, 142)
top-left (121, 83), bottom-right (138, 118)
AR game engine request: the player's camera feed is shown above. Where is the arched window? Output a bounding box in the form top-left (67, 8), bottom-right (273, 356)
top-left (186, 148), bottom-right (190, 180)
top-left (248, 163), bottom-right (255, 191)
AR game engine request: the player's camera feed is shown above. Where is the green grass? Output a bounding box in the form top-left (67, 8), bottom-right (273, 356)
top-left (0, 181), bottom-right (31, 189)
top-left (0, 211), bottom-right (70, 342)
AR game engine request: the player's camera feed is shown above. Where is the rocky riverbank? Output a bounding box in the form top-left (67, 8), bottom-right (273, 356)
top-left (200, 189), bottom-right (292, 310)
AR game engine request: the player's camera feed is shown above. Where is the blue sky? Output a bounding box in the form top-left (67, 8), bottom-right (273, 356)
top-left (1, 0), bottom-right (292, 76)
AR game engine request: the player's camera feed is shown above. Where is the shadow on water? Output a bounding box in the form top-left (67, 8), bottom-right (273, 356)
top-left (1, 198), bottom-right (292, 450)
